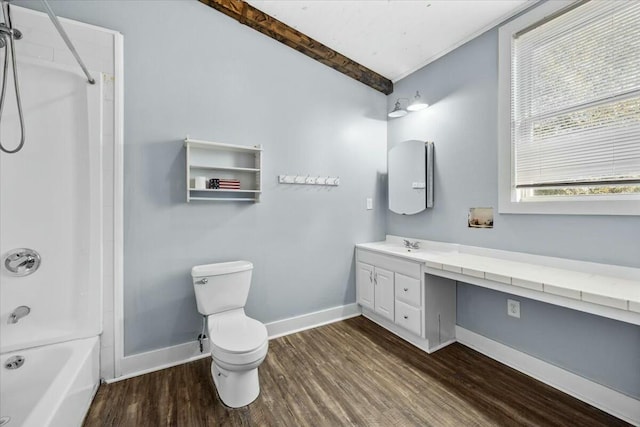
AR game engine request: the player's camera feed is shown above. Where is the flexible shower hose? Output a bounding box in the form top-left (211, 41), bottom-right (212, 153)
top-left (0, 1), bottom-right (26, 154)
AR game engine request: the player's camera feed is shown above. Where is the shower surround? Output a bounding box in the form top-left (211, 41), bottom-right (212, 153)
top-left (0, 5), bottom-right (121, 426)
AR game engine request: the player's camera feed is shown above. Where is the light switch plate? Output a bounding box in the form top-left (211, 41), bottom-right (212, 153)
top-left (366, 198), bottom-right (373, 210)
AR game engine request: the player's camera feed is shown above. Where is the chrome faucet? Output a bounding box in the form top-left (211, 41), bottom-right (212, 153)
top-left (403, 239), bottom-right (420, 250)
top-left (8, 305), bottom-right (30, 324)
top-left (6, 253), bottom-right (36, 271)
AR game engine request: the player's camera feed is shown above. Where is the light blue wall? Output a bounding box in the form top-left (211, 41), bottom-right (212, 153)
top-left (388, 15), bottom-right (640, 397)
top-left (458, 284), bottom-right (640, 399)
top-left (388, 29), bottom-right (640, 268)
top-left (17, 0), bottom-right (387, 356)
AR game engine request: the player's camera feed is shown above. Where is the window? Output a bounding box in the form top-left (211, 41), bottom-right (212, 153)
top-left (498, 0), bottom-right (640, 215)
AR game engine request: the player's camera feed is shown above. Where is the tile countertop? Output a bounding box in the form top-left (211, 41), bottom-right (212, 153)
top-left (356, 236), bottom-right (640, 315)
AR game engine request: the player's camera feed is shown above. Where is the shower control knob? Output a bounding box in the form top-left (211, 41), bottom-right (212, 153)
top-left (3, 248), bottom-right (41, 277)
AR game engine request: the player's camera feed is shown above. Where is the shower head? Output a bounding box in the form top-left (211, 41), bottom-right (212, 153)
top-left (1, 1), bottom-right (10, 30)
top-left (0, 0), bottom-right (21, 40)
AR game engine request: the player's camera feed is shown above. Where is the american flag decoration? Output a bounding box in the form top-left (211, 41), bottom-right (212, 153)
top-left (209, 178), bottom-right (240, 190)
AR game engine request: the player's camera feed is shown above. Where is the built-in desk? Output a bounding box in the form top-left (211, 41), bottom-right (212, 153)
top-left (356, 236), bottom-right (640, 424)
top-left (356, 235), bottom-right (640, 326)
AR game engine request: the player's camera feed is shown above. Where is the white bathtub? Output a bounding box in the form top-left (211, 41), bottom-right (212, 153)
top-left (0, 337), bottom-right (100, 427)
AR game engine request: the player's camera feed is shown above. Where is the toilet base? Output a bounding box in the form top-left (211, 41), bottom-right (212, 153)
top-left (211, 362), bottom-right (260, 408)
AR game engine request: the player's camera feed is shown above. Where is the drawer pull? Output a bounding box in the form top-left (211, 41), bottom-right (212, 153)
top-left (403, 288), bottom-right (408, 292)
top-left (403, 315), bottom-right (408, 319)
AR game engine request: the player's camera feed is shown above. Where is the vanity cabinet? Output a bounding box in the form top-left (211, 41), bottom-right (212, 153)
top-left (355, 247), bottom-right (456, 353)
top-left (356, 249), bottom-right (423, 335)
top-left (356, 262), bottom-right (394, 321)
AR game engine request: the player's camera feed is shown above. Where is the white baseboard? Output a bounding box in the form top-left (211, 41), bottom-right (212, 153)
top-left (456, 326), bottom-right (640, 426)
top-left (112, 339), bottom-right (212, 383)
top-left (266, 303), bottom-right (361, 339)
top-left (111, 303), bottom-right (361, 383)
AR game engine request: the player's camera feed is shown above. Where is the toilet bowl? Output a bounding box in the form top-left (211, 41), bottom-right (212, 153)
top-left (208, 310), bottom-right (268, 407)
top-left (191, 261), bottom-right (268, 408)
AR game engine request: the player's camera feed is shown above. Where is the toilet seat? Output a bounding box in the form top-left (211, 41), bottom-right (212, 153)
top-left (208, 312), bottom-right (268, 367)
top-left (212, 340), bottom-right (268, 370)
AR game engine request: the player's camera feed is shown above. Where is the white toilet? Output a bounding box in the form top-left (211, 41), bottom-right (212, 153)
top-left (191, 260), bottom-right (268, 408)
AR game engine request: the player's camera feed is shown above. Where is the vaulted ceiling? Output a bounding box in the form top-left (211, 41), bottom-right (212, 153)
top-left (200, 0), bottom-right (535, 94)
top-left (247, 0), bottom-right (533, 82)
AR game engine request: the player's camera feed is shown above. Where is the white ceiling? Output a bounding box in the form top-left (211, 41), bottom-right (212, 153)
top-left (247, 0), bottom-right (534, 82)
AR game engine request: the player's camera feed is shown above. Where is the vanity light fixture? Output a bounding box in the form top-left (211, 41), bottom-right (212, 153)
top-left (388, 91), bottom-right (429, 118)
top-left (407, 91), bottom-right (429, 111)
top-left (388, 100), bottom-right (408, 118)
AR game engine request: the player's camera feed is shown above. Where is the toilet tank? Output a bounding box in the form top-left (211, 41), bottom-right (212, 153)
top-left (191, 261), bottom-right (253, 315)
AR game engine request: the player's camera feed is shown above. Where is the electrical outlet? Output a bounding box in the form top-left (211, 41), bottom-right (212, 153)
top-left (507, 299), bottom-right (520, 318)
top-left (366, 198), bottom-right (373, 210)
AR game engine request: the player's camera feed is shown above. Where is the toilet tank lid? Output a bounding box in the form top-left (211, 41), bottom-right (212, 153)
top-left (191, 261), bottom-right (253, 277)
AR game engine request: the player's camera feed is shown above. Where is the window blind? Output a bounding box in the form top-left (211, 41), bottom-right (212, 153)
top-left (512, 0), bottom-right (640, 188)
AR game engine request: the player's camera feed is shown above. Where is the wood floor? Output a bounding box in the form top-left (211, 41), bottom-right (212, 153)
top-left (84, 316), bottom-right (628, 426)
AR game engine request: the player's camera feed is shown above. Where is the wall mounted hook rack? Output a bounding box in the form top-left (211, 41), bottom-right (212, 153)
top-left (278, 174), bottom-right (340, 186)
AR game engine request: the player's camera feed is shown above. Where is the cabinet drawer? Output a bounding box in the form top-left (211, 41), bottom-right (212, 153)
top-left (356, 249), bottom-right (421, 279)
top-left (395, 300), bottom-right (422, 336)
top-left (395, 273), bottom-right (421, 307)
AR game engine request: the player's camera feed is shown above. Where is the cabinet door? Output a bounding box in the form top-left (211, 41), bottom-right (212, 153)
top-left (374, 267), bottom-right (395, 321)
top-left (356, 262), bottom-right (375, 310)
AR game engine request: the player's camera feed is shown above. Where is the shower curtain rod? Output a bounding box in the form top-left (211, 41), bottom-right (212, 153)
top-left (40, 0), bottom-right (95, 84)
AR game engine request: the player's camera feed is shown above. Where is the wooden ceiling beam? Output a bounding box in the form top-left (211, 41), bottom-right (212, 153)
top-left (199, 0), bottom-right (394, 95)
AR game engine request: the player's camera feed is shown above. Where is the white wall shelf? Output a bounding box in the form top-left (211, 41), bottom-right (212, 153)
top-left (190, 189), bottom-right (261, 193)
top-left (185, 137), bottom-right (262, 203)
top-left (190, 165), bottom-right (260, 172)
top-left (189, 197), bottom-right (257, 202)
top-left (185, 138), bottom-right (262, 153)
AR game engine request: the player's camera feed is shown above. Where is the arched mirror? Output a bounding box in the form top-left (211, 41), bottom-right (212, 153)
top-left (388, 140), bottom-right (434, 215)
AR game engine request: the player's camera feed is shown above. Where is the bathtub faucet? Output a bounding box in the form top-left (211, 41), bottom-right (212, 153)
top-left (8, 305), bottom-right (30, 324)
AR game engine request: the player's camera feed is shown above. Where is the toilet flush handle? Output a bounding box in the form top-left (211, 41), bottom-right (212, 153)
top-left (196, 278), bottom-right (208, 285)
